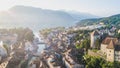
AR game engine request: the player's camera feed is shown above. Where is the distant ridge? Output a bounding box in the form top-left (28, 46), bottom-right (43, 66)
top-left (0, 5), bottom-right (99, 30)
top-left (77, 14), bottom-right (120, 26)
top-left (66, 11), bottom-right (99, 20)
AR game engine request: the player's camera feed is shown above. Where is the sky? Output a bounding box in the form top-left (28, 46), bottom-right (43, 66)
top-left (0, 0), bottom-right (120, 17)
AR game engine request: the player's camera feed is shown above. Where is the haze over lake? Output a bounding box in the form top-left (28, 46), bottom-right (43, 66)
top-left (0, 5), bottom-right (99, 31)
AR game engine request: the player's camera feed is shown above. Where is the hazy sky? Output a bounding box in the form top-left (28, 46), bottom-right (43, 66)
top-left (0, 0), bottom-right (119, 17)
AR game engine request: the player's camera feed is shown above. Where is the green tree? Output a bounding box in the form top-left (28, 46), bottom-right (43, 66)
top-left (76, 39), bottom-right (90, 51)
top-left (116, 33), bottom-right (120, 39)
top-left (84, 55), bottom-right (120, 68)
top-left (3, 44), bottom-right (9, 54)
top-left (84, 39), bottom-right (90, 51)
top-left (95, 39), bottom-right (100, 49)
top-left (84, 55), bottom-right (106, 68)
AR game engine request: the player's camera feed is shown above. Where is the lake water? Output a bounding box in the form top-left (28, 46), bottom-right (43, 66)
top-left (0, 25), bottom-right (47, 53)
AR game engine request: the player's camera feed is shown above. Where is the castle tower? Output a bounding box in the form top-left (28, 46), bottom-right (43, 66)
top-left (90, 31), bottom-right (100, 48)
top-left (106, 40), bottom-right (115, 62)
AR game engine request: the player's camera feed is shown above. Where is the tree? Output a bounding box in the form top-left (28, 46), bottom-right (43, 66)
top-left (84, 55), bottom-right (106, 68)
top-left (95, 39), bottom-right (100, 49)
top-left (3, 44), bottom-right (9, 54)
top-left (102, 61), bottom-right (120, 68)
top-left (84, 55), bottom-right (120, 68)
top-left (76, 43), bottom-right (81, 49)
top-left (116, 33), bottom-right (120, 39)
top-left (102, 62), bottom-right (114, 68)
top-left (76, 53), bottom-right (85, 64)
top-left (84, 39), bottom-right (90, 51)
top-left (75, 39), bottom-right (90, 51)
top-left (24, 30), bottom-right (34, 42)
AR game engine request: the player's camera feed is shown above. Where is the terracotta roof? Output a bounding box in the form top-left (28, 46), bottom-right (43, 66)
top-left (106, 40), bottom-right (115, 49)
top-left (102, 37), bottom-right (120, 50)
top-left (102, 37), bottom-right (118, 44)
top-left (91, 31), bottom-right (99, 36)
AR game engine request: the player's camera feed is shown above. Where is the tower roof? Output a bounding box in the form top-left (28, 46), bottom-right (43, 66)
top-left (102, 37), bottom-right (120, 50)
top-left (91, 31), bottom-right (99, 36)
top-left (107, 40), bottom-right (115, 49)
top-left (102, 37), bottom-right (118, 44)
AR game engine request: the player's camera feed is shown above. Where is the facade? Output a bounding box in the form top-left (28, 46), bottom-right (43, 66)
top-left (0, 61), bottom-right (8, 68)
top-left (63, 57), bottom-right (84, 68)
top-left (0, 60), bottom-right (9, 68)
top-left (0, 41), bottom-right (7, 58)
top-left (63, 49), bottom-right (84, 68)
top-left (118, 29), bottom-right (120, 34)
top-left (28, 57), bottom-right (40, 68)
top-left (0, 57), bottom-right (12, 68)
top-left (100, 37), bottom-right (120, 62)
top-left (90, 31), bottom-right (100, 48)
top-left (0, 34), bottom-right (17, 45)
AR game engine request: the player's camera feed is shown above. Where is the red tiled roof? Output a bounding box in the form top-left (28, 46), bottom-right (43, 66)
top-left (106, 40), bottom-right (115, 49)
top-left (102, 37), bottom-right (118, 44)
top-left (102, 37), bottom-right (120, 50)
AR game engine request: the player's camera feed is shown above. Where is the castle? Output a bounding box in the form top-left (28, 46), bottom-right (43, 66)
top-left (90, 30), bottom-right (120, 62)
top-left (100, 37), bottom-right (120, 62)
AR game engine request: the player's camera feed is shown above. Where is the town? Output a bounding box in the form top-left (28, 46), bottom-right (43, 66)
top-left (0, 23), bottom-right (119, 68)
top-left (39, 24), bottom-right (120, 68)
top-left (0, 0), bottom-right (119, 68)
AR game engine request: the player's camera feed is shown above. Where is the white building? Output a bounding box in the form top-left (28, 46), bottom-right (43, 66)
top-left (118, 29), bottom-right (120, 34)
top-left (0, 41), bottom-right (7, 58)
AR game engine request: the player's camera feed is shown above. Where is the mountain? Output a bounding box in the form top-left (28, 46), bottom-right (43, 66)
top-left (0, 6), bottom-right (76, 30)
top-left (77, 14), bottom-right (120, 26)
top-left (0, 5), bottom-right (99, 31)
top-left (66, 11), bottom-right (99, 20)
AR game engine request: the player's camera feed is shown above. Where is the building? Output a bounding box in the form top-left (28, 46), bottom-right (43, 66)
top-left (0, 34), bottom-right (17, 45)
top-left (108, 31), bottom-right (115, 36)
top-left (25, 41), bottom-right (34, 51)
top-left (63, 49), bottom-right (84, 68)
top-left (0, 57), bottom-right (12, 68)
top-left (0, 41), bottom-right (7, 58)
top-left (0, 60), bottom-right (8, 68)
top-left (28, 57), bottom-right (41, 68)
top-left (90, 31), bottom-right (100, 48)
top-left (63, 56), bottom-right (83, 68)
top-left (100, 37), bottom-right (120, 62)
top-left (118, 29), bottom-right (120, 34)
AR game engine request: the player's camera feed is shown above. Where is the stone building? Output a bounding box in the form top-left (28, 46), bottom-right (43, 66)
top-left (90, 31), bottom-right (100, 48)
top-left (0, 57), bottom-right (12, 68)
top-left (100, 37), bottom-right (120, 62)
